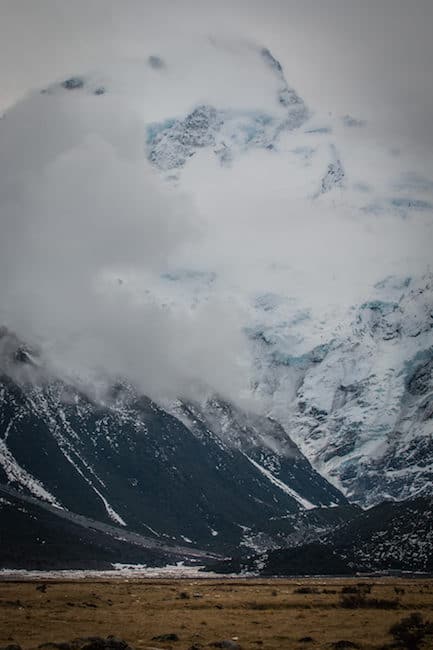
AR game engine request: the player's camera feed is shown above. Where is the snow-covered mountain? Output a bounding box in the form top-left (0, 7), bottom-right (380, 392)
top-left (139, 43), bottom-right (432, 507)
top-left (252, 273), bottom-right (433, 506)
top-left (0, 37), bottom-right (432, 547)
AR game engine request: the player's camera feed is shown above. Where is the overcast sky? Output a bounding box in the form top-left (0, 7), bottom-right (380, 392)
top-left (1, 0), bottom-right (433, 149)
top-left (0, 0), bottom-right (432, 405)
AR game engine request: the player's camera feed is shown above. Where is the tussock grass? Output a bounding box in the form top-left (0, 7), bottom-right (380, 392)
top-left (0, 578), bottom-right (432, 650)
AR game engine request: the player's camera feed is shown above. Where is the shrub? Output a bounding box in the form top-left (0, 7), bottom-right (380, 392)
top-left (178, 591), bottom-right (190, 600)
top-left (246, 602), bottom-right (267, 610)
top-left (389, 613), bottom-right (433, 650)
top-left (371, 598), bottom-right (399, 609)
top-left (294, 586), bottom-right (320, 594)
top-left (340, 593), bottom-right (398, 609)
top-left (340, 593), bottom-right (365, 609)
top-left (341, 584), bottom-right (372, 596)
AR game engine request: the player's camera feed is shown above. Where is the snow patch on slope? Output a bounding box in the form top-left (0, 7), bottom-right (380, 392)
top-left (245, 454), bottom-right (316, 509)
top-left (0, 438), bottom-right (60, 507)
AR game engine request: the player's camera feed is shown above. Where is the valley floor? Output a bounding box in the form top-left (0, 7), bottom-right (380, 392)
top-left (1, 577), bottom-right (433, 650)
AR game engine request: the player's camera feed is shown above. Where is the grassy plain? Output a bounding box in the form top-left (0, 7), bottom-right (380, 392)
top-left (1, 577), bottom-right (433, 650)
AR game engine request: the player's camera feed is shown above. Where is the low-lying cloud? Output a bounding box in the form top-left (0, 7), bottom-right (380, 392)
top-left (0, 83), bottom-right (253, 402)
top-left (0, 34), bottom-right (432, 410)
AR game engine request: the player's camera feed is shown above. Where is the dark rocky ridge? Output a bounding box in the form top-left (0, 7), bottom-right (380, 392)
top-left (0, 484), bottom-right (218, 570)
top-left (0, 328), bottom-right (349, 562)
top-left (208, 497), bottom-right (433, 575)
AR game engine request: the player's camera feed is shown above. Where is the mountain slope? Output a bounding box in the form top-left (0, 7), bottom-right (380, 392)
top-left (173, 398), bottom-right (344, 508)
top-left (260, 274), bottom-right (433, 505)
top-left (0, 484), bottom-right (219, 570)
top-left (0, 329), bottom-right (348, 556)
top-left (208, 497), bottom-right (433, 575)
top-left (0, 38), bottom-right (432, 547)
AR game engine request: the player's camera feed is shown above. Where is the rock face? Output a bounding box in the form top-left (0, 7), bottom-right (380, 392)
top-left (146, 46), bottom-right (308, 173)
top-left (318, 145), bottom-right (345, 195)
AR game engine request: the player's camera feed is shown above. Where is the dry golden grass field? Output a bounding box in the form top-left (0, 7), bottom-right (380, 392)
top-left (1, 578), bottom-right (433, 650)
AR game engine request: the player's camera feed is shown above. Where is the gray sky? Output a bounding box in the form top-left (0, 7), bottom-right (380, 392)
top-left (0, 0), bottom-right (432, 404)
top-left (1, 0), bottom-right (433, 148)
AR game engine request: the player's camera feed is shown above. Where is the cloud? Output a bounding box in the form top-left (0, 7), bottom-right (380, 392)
top-left (0, 82), bottom-right (252, 402)
top-left (0, 21), bottom-right (431, 410)
top-left (1, 0), bottom-right (433, 151)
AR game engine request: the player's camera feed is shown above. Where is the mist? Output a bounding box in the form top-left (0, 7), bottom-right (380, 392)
top-left (0, 3), bottom-right (432, 408)
top-left (0, 73), bottom-right (253, 402)
top-left (1, 1), bottom-right (433, 146)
